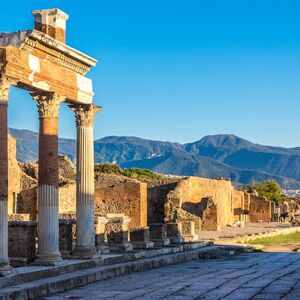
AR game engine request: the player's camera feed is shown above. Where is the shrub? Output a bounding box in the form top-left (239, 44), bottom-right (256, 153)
top-left (95, 163), bottom-right (163, 180)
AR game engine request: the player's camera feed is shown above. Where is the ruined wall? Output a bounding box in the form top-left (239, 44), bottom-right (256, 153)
top-left (249, 194), bottom-right (272, 222)
top-left (59, 182), bottom-right (76, 213)
top-left (17, 183), bottom-right (76, 217)
top-left (94, 181), bottom-right (147, 229)
top-left (163, 177), bottom-right (234, 230)
top-left (244, 192), bottom-right (251, 222)
top-left (231, 189), bottom-right (248, 222)
top-left (147, 182), bottom-right (178, 224)
top-left (8, 135), bottom-right (21, 213)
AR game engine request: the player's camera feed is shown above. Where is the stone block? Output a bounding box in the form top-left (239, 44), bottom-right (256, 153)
top-left (149, 223), bottom-right (170, 247)
top-left (8, 221), bottom-right (37, 266)
top-left (8, 214), bottom-right (33, 221)
top-left (94, 217), bottom-right (109, 253)
top-left (181, 220), bottom-right (198, 242)
top-left (166, 222), bottom-right (184, 244)
top-left (130, 227), bottom-right (154, 249)
top-left (106, 214), bottom-right (133, 252)
top-left (59, 219), bottom-right (75, 256)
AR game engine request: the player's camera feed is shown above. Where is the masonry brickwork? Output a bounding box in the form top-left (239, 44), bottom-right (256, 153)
top-left (162, 177), bottom-right (234, 230)
top-left (94, 182), bottom-right (147, 229)
top-left (249, 194), bottom-right (273, 222)
top-left (8, 136), bottom-right (21, 214)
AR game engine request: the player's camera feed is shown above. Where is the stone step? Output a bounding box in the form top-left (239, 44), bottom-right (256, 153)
top-left (0, 245), bottom-right (248, 300)
top-left (0, 242), bottom-right (209, 291)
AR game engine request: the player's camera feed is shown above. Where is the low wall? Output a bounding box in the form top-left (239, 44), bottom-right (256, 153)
top-left (95, 181), bottom-right (147, 229)
top-left (161, 177), bottom-right (234, 230)
top-left (249, 194), bottom-right (272, 222)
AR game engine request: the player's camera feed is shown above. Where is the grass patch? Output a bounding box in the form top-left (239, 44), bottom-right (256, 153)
top-left (246, 232), bottom-right (300, 246)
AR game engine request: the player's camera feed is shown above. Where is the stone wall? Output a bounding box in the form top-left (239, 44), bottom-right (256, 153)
top-left (161, 177), bottom-right (234, 230)
top-left (148, 182), bottom-right (178, 224)
top-left (94, 181), bottom-right (147, 229)
top-left (232, 189), bottom-right (248, 222)
top-left (59, 182), bottom-right (76, 213)
top-left (249, 194), bottom-right (272, 222)
top-left (8, 135), bottom-right (21, 213)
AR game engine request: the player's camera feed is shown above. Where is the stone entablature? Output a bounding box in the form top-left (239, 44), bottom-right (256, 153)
top-left (0, 9), bottom-right (97, 104)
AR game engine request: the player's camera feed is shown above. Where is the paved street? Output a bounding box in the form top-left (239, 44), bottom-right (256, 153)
top-left (45, 252), bottom-right (300, 300)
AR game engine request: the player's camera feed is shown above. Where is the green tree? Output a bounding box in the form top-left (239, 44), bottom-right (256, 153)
top-left (242, 180), bottom-right (283, 203)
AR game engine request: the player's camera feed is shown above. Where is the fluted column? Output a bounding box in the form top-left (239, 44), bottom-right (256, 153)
top-left (0, 75), bottom-right (17, 276)
top-left (70, 104), bottom-right (100, 259)
top-left (31, 92), bottom-right (65, 265)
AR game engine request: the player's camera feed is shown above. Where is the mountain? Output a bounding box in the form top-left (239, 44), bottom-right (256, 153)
top-left (8, 129), bottom-right (300, 188)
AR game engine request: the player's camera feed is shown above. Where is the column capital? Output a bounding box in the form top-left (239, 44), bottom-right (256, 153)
top-left (69, 104), bottom-right (101, 127)
top-left (0, 75), bottom-right (18, 104)
top-left (31, 92), bottom-right (65, 118)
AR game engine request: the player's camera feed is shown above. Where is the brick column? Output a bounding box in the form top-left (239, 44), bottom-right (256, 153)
top-left (70, 104), bottom-right (100, 259)
top-left (31, 92), bottom-right (65, 265)
top-left (0, 75), bottom-right (16, 276)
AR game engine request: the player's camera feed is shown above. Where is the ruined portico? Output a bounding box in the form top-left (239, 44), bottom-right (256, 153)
top-left (0, 8), bottom-right (100, 274)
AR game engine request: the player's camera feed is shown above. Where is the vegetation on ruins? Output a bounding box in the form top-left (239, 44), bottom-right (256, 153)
top-left (242, 180), bottom-right (286, 203)
top-left (95, 163), bottom-right (163, 180)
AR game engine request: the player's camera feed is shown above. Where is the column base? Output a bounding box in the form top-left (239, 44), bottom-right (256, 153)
top-left (34, 253), bottom-right (63, 266)
top-left (0, 262), bottom-right (14, 277)
top-left (73, 246), bottom-right (101, 260)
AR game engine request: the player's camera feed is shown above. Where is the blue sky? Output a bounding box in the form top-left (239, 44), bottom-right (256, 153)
top-left (1, 1), bottom-right (300, 146)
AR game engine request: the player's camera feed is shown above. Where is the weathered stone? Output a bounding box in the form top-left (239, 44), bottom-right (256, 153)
top-left (166, 222), bottom-right (184, 244)
top-left (94, 217), bottom-right (109, 254)
top-left (106, 214), bottom-right (133, 252)
top-left (249, 194), bottom-right (272, 222)
top-left (130, 227), bottom-right (154, 249)
top-left (59, 219), bottom-right (75, 257)
top-left (95, 181), bottom-right (148, 229)
top-left (8, 221), bottom-right (37, 266)
top-left (149, 223), bottom-right (170, 247)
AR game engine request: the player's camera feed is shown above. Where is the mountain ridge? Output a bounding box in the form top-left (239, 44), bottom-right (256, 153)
top-left (9, 128), bottom-right (300, 189)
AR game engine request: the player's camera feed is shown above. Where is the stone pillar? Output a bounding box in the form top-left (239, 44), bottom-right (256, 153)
top-left (31, 92), bottom-right (64, 265)
top-left (70, 104), bottom-right (100, 259)
top-left (0, 75), bottom-right (16, 276)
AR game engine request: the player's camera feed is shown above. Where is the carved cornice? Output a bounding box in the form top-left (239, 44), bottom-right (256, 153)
top-left (0, 75), bottom-right (18, 104)
top-left (69, 104), bottom-right (101, 127)
top-left (31, 92), bottom-right (65, 118)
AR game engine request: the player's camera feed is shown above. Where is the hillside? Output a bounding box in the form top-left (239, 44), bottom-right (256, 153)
top-left (9, 128), bottom-right (300, 188)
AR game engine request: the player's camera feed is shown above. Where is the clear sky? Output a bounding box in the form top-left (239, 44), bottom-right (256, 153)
top-left (1, 0), bottom-right (300, 146)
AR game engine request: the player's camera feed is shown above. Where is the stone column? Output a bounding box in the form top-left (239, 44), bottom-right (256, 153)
top-left (0, 75), bottom-right (16, 276)
top-left (31, 92), bottom-right (65, 265)
top-left (70, 104), bottom-right (100, 259)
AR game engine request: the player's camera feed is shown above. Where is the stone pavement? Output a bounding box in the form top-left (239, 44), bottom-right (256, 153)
top-left (45, 252), bottom-right (300, 300)
top-left (199, 222), bottom-right (292, 242)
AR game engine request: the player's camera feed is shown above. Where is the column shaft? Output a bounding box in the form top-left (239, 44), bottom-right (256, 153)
top-left (32, 92), bottom-right (64, 264)
top-left (76, 126), bottom-right (96, 252)
top-left (0, 103), bottom-right (12, 275)
top-left (70, 104), bottom-right (100, 259)
top-left (0, 76), bottom-right (16, 276)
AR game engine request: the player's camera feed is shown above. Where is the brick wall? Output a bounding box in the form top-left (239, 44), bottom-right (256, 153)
top-left (249, 194), bottom-right (272, 222)
top-left (8, 135), bottom-right (21, 213)
top-left (94, 181), bottom-right (147, 229)
top-left (231, 189), bottom-right (249, 222)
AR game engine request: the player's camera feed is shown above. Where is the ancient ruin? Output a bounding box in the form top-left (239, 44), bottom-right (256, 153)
top-left (0, 8), bottom-right (100, 275)
top-left (1, 9), bottom-right (298, 300)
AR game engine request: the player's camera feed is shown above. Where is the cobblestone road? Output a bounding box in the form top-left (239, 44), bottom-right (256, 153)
top-left (46, 252), bottom-right (300, 300)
